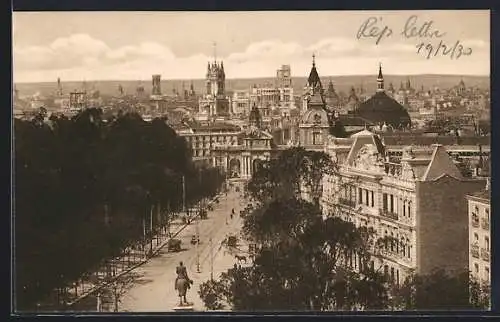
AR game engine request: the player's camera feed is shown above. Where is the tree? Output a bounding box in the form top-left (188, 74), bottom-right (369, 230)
top-left (15, 109), bottom-right (224, 310)
top-left (200, 198), bottom-right (390, 311)
top-left (246, 147), bottom-right (337, 206)
top-left (391, 268), bottom-right (490, 310)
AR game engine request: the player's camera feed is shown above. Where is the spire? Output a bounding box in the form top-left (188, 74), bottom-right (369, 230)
top-left (213, 42), bottom-right (217, 63)
top-left (377, 63), bottom-right (384, 93)
top-left (307, 53), bottom-right (322, 91)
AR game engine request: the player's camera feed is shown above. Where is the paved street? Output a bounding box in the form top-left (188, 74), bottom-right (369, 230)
top-left (119, 183), bottom-right (249, 312)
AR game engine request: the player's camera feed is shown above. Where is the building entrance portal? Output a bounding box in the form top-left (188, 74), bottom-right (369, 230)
top-left (229, 158), bottom-right (241, 178)
top-left (252, 159), bottom-right (264, 174)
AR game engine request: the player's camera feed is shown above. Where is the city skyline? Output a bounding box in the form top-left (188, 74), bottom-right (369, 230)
top-left (13, 10), bottom-right (490, 83)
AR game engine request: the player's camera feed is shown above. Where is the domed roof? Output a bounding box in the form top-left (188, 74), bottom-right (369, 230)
top-left (301, 107), bottom-right (329, 126)
top-left (356, 91), bottom-right (411, 127)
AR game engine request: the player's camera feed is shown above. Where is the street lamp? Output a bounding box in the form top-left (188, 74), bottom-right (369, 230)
top-left (210, 237), bottom-right (214, 280)
top-left (196, 218), bottom-right (201, 273)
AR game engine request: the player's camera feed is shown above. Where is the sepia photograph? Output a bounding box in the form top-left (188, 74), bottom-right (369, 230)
top-left (12, 10), bottom-right (491, 313)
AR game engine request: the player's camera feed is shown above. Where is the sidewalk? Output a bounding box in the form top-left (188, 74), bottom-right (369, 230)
top-left (55, 211), bottom-right (201, 311)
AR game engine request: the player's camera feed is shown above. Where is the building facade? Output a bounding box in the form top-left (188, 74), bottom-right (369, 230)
top-left (466, 183), bottom-right (490, 294)
top-left (321, 130), bottom-right (486, 284)
top-left (276, 65), bottom-right (295, 111)
top-left (232, 90), bottom-right (251, 116)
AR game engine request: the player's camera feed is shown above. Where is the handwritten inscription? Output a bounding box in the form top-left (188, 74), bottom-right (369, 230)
top-left (401, 15), bottom-right (446, 39)
top-left (356, 14), bottom-right (474, 60)
top-left (416, 40), bottom-right (473, 60)
top-left (356, 17), bottom-right (393, 45)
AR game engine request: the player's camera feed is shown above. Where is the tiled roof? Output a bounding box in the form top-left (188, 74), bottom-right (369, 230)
top-left (356, 91), bottom-right (411, 127)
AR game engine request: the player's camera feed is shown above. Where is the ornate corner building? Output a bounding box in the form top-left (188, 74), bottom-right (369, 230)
top-left (321, 130), bottom-right (488, 284)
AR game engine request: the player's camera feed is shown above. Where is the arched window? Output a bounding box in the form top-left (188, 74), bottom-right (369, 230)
top-left (390, 232), bottom-right (395, 252)
top-left (401, 237), bottom-right (406, 256)
top-left (408, 201), bottom-right (412, 218)
top-left (406, 238), bottom-right (411, 258)
top-left (403, 200), bottom-right (407, 217)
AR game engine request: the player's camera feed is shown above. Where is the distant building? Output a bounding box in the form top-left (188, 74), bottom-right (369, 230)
top-left (152, 75), bottom-right (162, 96)
top-left (275, 64), bottom-right (295, 111)
top-left (232, 90), bottom-right (251, 116)
top-left (69, 91), bottom-right (87, 111)
top-left (355, 65), bottom-right (411, 129)
top-left (325, 79), bottom-right (342, 112)
top-left (250, 84), bottom-right (279, 117)
top-left (298, 55), bottom-right (331, 150)
top-left (197, 60), bottom-right (231, 121)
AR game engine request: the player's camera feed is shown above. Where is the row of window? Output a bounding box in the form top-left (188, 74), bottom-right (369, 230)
top-left (346, 252), bottom-right (404, 286)
top-left (186, 135), bottom-right (237, 143)
top-left (382, 193), bottom-right (412, 219)
top-left (383, 264), bottom-right (402, 285)
top-left (472, 233), bottom-right (490, 249)
top-left (472, 262), bottom-right (490, 282)
top-left (346, 213), bottom-right (412, 260)
top-left (312, 132), bottom-right (323, 145)
top-left (340, 185), bottom-right (413, 219)
top-left (383, 231), bottom-right (412, 259)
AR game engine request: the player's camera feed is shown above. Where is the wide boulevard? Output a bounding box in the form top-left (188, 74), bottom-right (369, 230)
top-left (119, 182), bottom-right (249, 312)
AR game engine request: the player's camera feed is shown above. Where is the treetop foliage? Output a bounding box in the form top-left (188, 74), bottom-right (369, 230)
top-left (15, 108), bottom-right (224, 310)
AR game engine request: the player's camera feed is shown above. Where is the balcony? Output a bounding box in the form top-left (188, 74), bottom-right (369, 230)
top-left (379, 248), bottom-right (412, 265)
top-left (471, 215), bottom-right (479, 228)
top-left (481, 248), bottom-right (490, 262)
top-left (339, 198), bottom-right (356, 208)
top-left (471, 244), bottom-right (480, 258)
top-left (379, 208), bottom-right (399, 221)
top-left (384, 162), bottom-right (402, 177)
top-left (481, 218), bottom-right (490, 230)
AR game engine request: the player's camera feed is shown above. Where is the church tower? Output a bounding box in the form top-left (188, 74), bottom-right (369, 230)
top-left (57, 77), bottom-right (63, 96)
top-left (198, 43), bottom-right (230, 119)
top-left (152, 75), bottom-right (162, 96)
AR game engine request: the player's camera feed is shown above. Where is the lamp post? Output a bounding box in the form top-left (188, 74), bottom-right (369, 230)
top-left (196, 218), bottom-right (201, 273)
top-left (210, 237), bottom-right (214, 280)
top-left (96, 291), bottom-right (101, 312)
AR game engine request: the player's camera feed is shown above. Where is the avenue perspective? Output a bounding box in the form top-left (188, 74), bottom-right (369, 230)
top-left (12, 10), bottom-right (491, 313)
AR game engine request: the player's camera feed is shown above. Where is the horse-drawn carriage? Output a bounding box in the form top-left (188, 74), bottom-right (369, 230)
top-left (168, 238), bottom-right (182, 252)
top-left (199, 209), bottom-right (208, 219)
top-left (190, 235), bottom-right (200, 245)
top-left (227, 235), bottom-right (237, 248)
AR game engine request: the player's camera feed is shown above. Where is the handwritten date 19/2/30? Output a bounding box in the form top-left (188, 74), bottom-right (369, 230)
top-left (416, 40), bottom-right (472, 60)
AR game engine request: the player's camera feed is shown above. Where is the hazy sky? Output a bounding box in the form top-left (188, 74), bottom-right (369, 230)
top-left (13, 10), bottom-right (490, 83)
